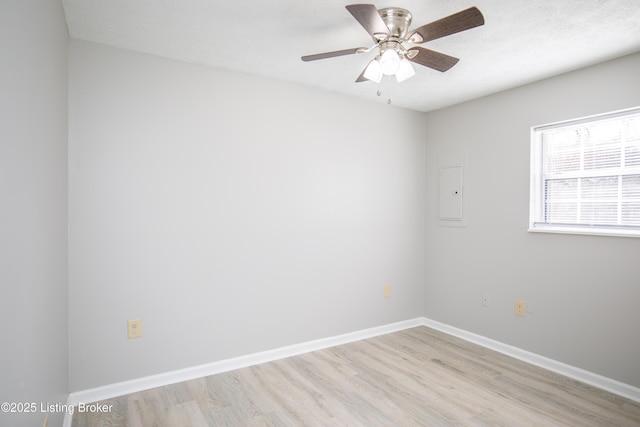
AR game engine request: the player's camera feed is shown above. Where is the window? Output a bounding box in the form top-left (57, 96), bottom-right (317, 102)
top-left (530, 107), bottom-right (640, 237)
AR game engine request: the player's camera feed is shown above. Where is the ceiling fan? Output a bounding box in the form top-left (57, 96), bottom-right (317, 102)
top-left (301, 4), bottom-right (484, 84)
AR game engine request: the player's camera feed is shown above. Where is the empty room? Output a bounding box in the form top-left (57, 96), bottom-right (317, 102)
top-left (2, 0), bottom-right (640, 426)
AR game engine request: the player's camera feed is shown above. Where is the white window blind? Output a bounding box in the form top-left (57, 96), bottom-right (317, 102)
top-left (530, 107), bottom-right (640, 237)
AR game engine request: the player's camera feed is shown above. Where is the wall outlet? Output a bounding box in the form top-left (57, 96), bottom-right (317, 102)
top-left (482, 293), bottom-right (490, 307)
top-left (383, 284), bottom-right (391, 298)
top-left (514, 300), bottom-right (526, 317)
top-left (127, 319), bottom-right (142, 339)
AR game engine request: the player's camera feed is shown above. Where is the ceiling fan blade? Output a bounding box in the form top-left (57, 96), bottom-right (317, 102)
top-left (409, 7), bottom-right (484, 44)
top-left (407, 47), bottom-right (459, 72)
top-left (301, 47), bottom-right (367, 62)
top-left (346, 4), bottom-right (390, 38)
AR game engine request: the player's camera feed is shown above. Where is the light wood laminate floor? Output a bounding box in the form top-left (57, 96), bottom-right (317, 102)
top-left (72, 326), bottom-right (640, 426)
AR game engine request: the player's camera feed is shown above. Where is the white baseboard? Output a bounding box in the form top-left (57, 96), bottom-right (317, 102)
top-left (64, 316), bottom-right (640, 427)
top-left (63, 318), bottom-right (422, 427)
top-left (420, 317), bottom-right (640, 403)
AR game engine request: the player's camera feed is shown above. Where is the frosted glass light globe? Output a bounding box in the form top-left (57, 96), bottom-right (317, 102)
top-left (380, 49), bottom-right (400, 76)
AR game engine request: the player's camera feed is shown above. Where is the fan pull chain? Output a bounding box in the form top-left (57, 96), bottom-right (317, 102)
top-left (374, 77), bottom-right (392, 105)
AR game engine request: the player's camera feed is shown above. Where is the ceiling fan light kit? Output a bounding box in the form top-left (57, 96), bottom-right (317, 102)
top-left (302, 3), bottom-right (485, 99)
top-left (363, 50), bottom-right (415, 83)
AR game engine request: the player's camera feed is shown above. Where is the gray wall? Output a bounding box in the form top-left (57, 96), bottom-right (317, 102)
top-left (8, 3), bottom-right (636, 401)
top-left (0, 1), bottom-right (69, 426)
top-left (67, 40), bottom-right (426, 391)
top-left (424, 52), bottom-right (640, 388)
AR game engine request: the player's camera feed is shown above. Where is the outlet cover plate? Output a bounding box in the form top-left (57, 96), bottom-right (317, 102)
top-left (482, 293), bottom-right (490, 307)
top-left (514, 300), bottom-right (526, 317)
top-left (128, 319), bottom-right (142, 339)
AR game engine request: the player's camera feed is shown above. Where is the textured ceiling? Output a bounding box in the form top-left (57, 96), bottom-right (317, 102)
top-left (61, 0), bottom-right (640, 112)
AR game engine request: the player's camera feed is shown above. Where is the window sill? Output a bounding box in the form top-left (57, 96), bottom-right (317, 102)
top-left (528, 226), bottom-right (640, 238)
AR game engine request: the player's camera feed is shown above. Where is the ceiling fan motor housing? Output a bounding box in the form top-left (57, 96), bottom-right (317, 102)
top-left (378, 7), bottom-right (412, 39)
